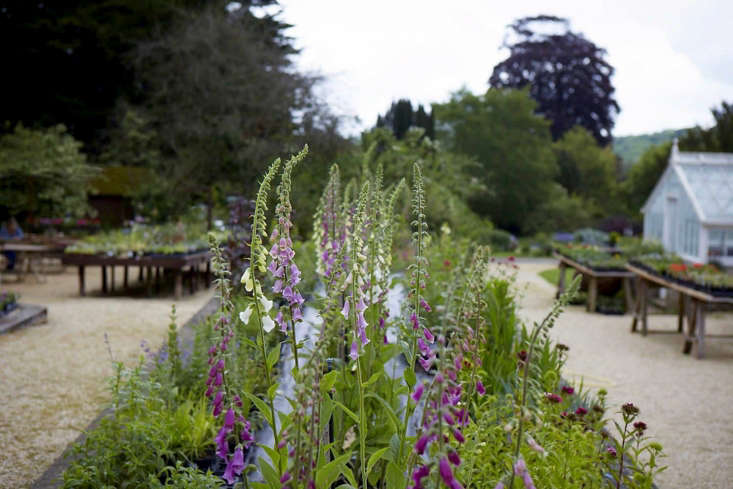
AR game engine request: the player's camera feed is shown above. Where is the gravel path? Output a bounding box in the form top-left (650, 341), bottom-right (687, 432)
top-left (0, 268), bottom-right (213, 489)
top-left (516, 262), bottom-right (733, 489)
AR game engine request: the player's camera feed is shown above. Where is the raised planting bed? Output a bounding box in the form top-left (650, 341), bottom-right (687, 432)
top-left (0, 303), bottom-right (48, 334)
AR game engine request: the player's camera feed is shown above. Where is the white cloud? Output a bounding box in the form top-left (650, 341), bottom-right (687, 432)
top-left (279, 0), bottom-right (733, 137)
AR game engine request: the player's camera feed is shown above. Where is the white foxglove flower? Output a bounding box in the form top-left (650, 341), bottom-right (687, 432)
top-left (262, 315), bottom-right (276, 333)
top-left (260, 296), bottom-right (273, 313)
top-left (239, 305), bottom-right (253, 324)
top-left (241, 267), bottom-right (253, 291)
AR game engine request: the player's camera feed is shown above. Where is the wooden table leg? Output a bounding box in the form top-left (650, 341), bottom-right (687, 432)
top-left (557, 262), bottom-right (567, 298)
top-left (630, 277), bottom-right (639, 332)
top-left (696, 302), bottom-right (706, 359)
top-left (102, 266), bottom-right (108, 294)
top-left (623, 277), bottom-right (634, 314)
top-left (683, 299), bottom-right (697, 354)
top-left (174, 270), bottom-right (183, 300)
top-left (640, 279), bottom-right (648, 336)
top-left (155, 267), bottom-right (161, 293)
top-left (123, 265), bottom-right (129, 289)
top-left (587, 276), bottom-right (598, 313)
top-left (110, 266), bottom-right (115, 292)
top-left (79, 266), bottom-right (86, 296)
top-left (146, 266), bottom-right (153, 297)
top-left (677, 292), bottom-right (685, 333)
top-left (138, 266), bottom-right (144, 283)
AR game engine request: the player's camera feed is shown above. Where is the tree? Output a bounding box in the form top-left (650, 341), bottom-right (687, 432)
top-left (622, 142), bottom-right (671, 216)
top-left (434, 88), bottom-right (556, 233)
top-left (553, 126), bottom-right (618, 214)
top-left (0, 124), bottom-right (97, 221)
top-left (122, 4), bottom-right (338, 224)
top-left (680, 101), bottom-right (733, 152)
top-left (376, 99), bottom-right (435, 140)
top-left (489, 15), bottom-right (620, 146)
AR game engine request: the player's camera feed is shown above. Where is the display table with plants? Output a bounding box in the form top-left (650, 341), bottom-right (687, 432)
top-left (553, 245), bottom-right (634, 314)
top-left (627, 257), bottom-right (733, 358)
top-left (63, 224), bottom-right (224, 298)
top-left (54, 148), bottom-right (667, 489)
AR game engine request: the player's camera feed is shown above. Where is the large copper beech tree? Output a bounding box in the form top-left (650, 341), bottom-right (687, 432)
top-left (490, 15), bottom-right (620, 146)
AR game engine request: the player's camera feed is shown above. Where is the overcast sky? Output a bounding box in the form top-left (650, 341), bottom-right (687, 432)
top-left (277, 0), bottom-right (733, 137)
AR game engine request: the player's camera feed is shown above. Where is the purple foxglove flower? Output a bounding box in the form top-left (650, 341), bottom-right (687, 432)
top-left (444, 412), bottom-right (455, 425)
top-left (412, 383), bottom-right (424, 402)
top-left (356, 298), bottom-right (366, 312)
top-left (356, 312), bottom-right (367, 329)
top-left (383, 334), bottom-right (389, 344)
top-left (379, 317), bottom-right (385, 328)
top-left (273, 279), bottom-right (284, 293)
top-left (475, 379), bottom-right (486, 395)
top-left (290, 264), bottom-right (301, 284)
top-left (233, 395), bottom-right (243, 407)
top-left (269, 243), bottom-right (279, 258)
top-left (418, 338), bottom-right (430, 356)
top-left (410, 312), bottom-right (419, 330)
top-left (341, 300), bottom-right (350, 319)
top-left (214, 372), bottom-right (223, 386)
top-left (412, 464), bottom-right (430, 486)
top-left (213, 390), bottom-right (223, 408)
top-left (415, 434), bottom-right (430, 455)
top-left (454, 354), bottom-right (463, 371)
top-left (225, 408), bottom-right (235, 428)
top-left (270, 228), bottom-right (279, 240)
top-left (418, 356), bottom-right (433, 371)
top-left (215, 425), bottom-right (230, 459)
top-left (453, 429), bottom-right (465, 443)
top-left (359, 326), bottom-right (369, 346)
top-left (267, 260), bottom-right (278, 275)
top-left (447, 369), bottom-right (457, 381)
top-left (280, 472), bottom-right (292, 484)
top-left (283, 286), bottom-right (295, 302)
top-left (292, 306), bottom-right (303, 322)
top-left (349, 341), bottom-right (359, 361)
top-left (205, 385), bottom-right (214, 398)
top-left (274, 265), bottom-right (285, 278)
top-left (494, 483), bottom-right (505, 489)
top-left (439, 458), bottom-right (455, 486)
top-left (448, 450), bottom-right (461, 466)
top-left (423, 327), bottom-right (434, 343)
top-left (435, 373), bottom-right (444, 383)
top-left (420, 298), bottom-right (431, 312)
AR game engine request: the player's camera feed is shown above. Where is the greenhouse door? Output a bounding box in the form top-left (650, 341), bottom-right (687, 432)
top-left (664, 196), bottom-right (678, 252)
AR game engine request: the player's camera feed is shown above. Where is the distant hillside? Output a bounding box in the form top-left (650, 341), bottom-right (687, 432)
top-left (613, 128), bottom-right (688, 168)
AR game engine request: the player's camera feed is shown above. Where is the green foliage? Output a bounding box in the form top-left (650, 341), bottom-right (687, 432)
top-left (553, 126), bottom-right (620, 216)
top-left (622, 142), bottom-right (671, 217)
top-left (0, 124), bottom-right (97, 220)
top-left (613, 128), bottom-right (686, 170)
top-left (524, 183), bottom-right (594, 234)
top-left (435, 88), bottom-right (556, 232)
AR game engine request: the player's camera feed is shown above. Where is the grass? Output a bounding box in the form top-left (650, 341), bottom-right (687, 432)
top-left (538, 267), bottom-right (575, 286)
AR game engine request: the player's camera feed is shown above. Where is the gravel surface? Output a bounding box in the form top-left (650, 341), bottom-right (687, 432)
top-left (0, 267), bottom-right (213, 489)
top-left (517, 262), bottom-right (733, 489)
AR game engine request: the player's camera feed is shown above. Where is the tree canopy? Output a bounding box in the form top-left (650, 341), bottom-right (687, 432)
top-left (376, 99), bottom-right (435, 140)
top-left (434, 88), bottom-right (556, 232)
top-left (489, 15), bottom-right (619, 146)
top-left (0, 125), bottom-right (97, 221)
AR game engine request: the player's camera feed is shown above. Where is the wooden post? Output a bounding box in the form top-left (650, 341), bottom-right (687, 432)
top-left (683, 299), bottom-right (697, 354)
top-left (102, 266), bottom-right (108, 294)
top-left (189, 266), bottom-right (195, 295)
top-left (587, 276), bottom-right (598, 313)
top-left (696, 302), bottom-right (706, 359)
top-left (677, 292), bottom-right (685, 333)
top-left (623, 277), bottom-right (634, 314)
top-left (138, 266), bottom-right (144, 282)
top-left (78, 266), bottom-right (86, 296)
top-left (174, 270), bottom-right (183, 300)
top-left (146, 266), bottom-right (153, 297)
top-left (155, 267), bottom-right (161, 293)
top-left (110, 266), bottom-right (115, 292)
top-left (640, 279), bottom-right (648, 336)
top-left (557, 261), bottom-right (567, 298)
top-left (123, 265), bottom-right (129, 289)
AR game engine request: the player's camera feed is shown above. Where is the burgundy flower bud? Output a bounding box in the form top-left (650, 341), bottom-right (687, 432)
top-left (575, 406), bottom-right (588, 416)
top-left (561, 385), bottom-right (574, 395)
top-left (544, 393), bottom-right (563, 403)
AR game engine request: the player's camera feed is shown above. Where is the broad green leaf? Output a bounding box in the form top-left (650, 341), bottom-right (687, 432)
top-left (267, 382), bottom-right (279, 402)
top-left (261, 444), bottom-right (280, 470)
top-left (315, 452), bottom-right (352, 489)
top-left (363, 371), bottom-right (382, 387)
top-left (366, 447), bottom-right (390, 478)
top-left (267, 346), bottom-right (280, 370)
top-left (365, 392), bottom-right (401, 433)
top-left (386, 461), bottom-right (406, 489)
top-left (242, 391), bottom-right (273, 427)
top-left (259, 457), bottom-right (280, 488)
top-left (340, 464), bottom-right (358, 488)
top-left (320, 370), bottom-right (339, 394)
top-left (404, 369), bottom-right (416, 388)
top-left (333, 400), bottom-right (359, 423)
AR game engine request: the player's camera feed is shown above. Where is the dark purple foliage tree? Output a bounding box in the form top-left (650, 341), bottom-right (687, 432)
top-left (489, 15), bottom-right (620, 146)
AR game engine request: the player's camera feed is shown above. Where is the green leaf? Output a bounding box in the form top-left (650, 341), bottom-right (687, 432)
top-left (259, 457), bottom-right (280, 488)
top-left (363, 371), bottom-right (382, 387)
top-left (340, 464), bottom-right (358, 488)
top-left (404, 369), bottom-right (416, 388)
top-left (365, 392), bottom-right (401, 433)
top-left (267, 346), bottom-right (280, 370)
top-left (315, 452), bottom-right (352, 489)
top-left (320, 370), bottom-right (339, 394)
top-left (386, 462), bottom-right (406, 489)
top-left (242, 391), bottom-right (273, 427)
top-left (366, 447), bottom-right (390, 478)
top-left (333, 401), bottom-right (359, 424)
top-left (267, 382), bottom-right (279, 402)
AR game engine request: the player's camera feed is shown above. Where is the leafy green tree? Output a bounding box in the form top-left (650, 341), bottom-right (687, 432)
top-left (680, 101), bottom-right (733, 152)
top-left (434, 88), bottom-right (556, 233)
top-left (0, 124), bottom-right (97, 221)
top-left (376, 99), bottom-right (435, 140)
top-left (622, 142), bottom-right (671, 216)
top-left (553, 126), bottom-right (619, 214)
top-left (524, 183), bottom-right (594, 234)
top-left (489, 15), bottom-right (619, 145)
